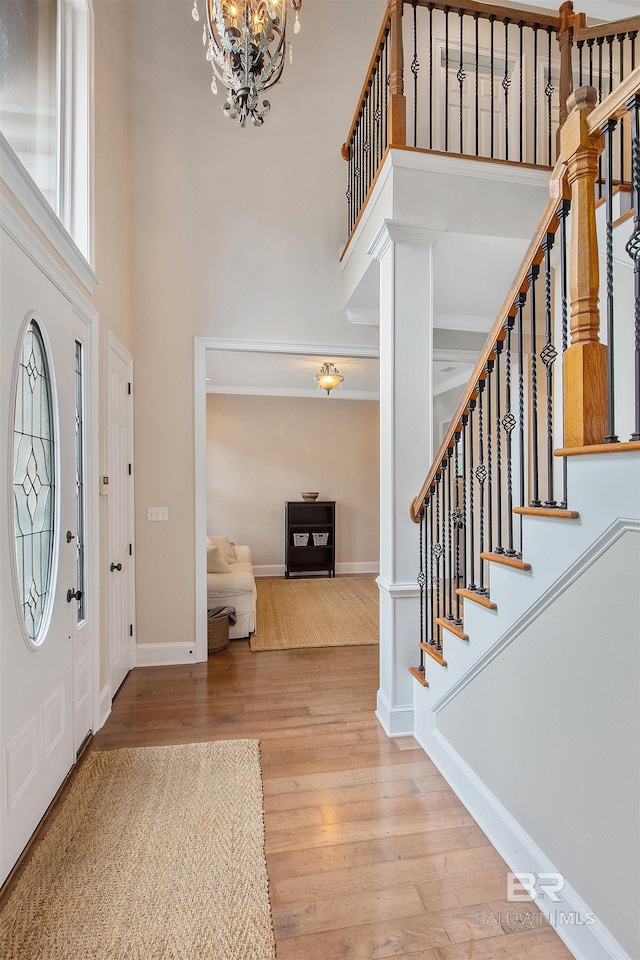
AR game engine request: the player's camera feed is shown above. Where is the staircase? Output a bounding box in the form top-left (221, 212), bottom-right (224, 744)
top-left (404, 62), bottom-right (640, 960)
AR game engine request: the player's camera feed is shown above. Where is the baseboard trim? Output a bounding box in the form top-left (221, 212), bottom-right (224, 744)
top-left (415, 724), bottom-right (632, 960)
top-left (376, 689), bottom-right (414, 737)
top-left (98, 684), bottom-right (111, 731)
top-left (135, 642), bottom-right (197, 667)
top-left (253, 563), bottom-right (380, 579)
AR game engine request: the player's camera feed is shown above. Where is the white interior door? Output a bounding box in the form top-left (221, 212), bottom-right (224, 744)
top-left (0, 234), bottom-right (78, 884)
top-left (106, 333), bottom-right (135, 696)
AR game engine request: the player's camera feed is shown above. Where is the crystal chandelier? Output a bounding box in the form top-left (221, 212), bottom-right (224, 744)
top-left (192, 0), bottom-right (302, 127)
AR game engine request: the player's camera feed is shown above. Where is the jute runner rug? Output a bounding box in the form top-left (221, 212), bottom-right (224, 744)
top-left (250, 576), bottom-right (379, 651)
top-left (0, 741), bottom-right (276, 960)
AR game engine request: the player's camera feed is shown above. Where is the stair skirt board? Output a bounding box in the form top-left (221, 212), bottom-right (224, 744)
top-left (415, 724), bottom-right (633, 960)
top-left (416, 515), bottom-right (640, 711)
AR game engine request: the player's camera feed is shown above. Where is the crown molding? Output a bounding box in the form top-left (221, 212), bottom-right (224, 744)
top-left (196, 337), bottom-right (379, 359)
top-left (206, 385), bottom-right (379, 401)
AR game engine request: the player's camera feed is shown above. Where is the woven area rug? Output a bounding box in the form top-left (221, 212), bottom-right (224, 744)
top-left (0, 741), bottom-right (276, 960)
top-left (250, 577), bottom-right (379, 651)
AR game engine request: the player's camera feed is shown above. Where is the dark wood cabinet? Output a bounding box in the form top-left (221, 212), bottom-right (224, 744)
top-left (285, 501), bottom-right (336, 578)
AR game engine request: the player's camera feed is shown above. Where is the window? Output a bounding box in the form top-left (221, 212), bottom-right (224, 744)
top-left (0, 0), bottom-right (58, 209)
top-left (0, 0), bottom-right (93, 264)
top-left (13, 320), bottom-right (57, 645)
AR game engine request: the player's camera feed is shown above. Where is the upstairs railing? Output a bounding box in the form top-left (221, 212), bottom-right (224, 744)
top-left (407, 69), bottom-right (640, 681)
top-left (342, 0), bottom-right (640, 240)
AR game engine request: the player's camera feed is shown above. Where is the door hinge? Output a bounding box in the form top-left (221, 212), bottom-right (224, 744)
top-left (129, 624), bottom-right (133, 637)
top-left (128, 382), bottom-right (131, 395)
top-left (129, 543), bottom-right (132, 556)
top-left (128, 463), bottom-right (132, 475)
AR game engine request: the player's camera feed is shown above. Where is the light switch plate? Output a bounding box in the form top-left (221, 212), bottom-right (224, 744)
top-left (147, 507), bottom-right (168, 521)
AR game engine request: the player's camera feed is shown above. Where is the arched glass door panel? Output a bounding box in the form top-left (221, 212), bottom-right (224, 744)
top-left (13, 320), bottom-right (57, 644)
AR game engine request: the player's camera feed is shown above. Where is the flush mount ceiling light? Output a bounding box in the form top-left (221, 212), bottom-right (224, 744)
top-left (191, 0), bottom-right (302, 127)
top-left (315, 362), bottom-right (344, 395)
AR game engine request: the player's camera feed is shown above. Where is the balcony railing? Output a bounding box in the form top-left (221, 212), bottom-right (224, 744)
top-left (342, 0), bottom-right (640, 242)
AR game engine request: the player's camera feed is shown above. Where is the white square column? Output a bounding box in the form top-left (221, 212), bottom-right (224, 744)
top-left (369, 220), bottom-right (440, 736)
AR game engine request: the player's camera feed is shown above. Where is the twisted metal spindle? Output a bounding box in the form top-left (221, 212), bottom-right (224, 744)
top-left (467, 398), bottom-right (477, 589)
top-left (453, 430), bottom-right (463, 625)
top-left (476, 379), bottom-right (487, 594)
top-left (541, 231), bottom-right (557, 507)
top-left (494, 340), bottom-right (504, 552)
top-left (528, 263), bottom-right (541, 506)
top-left (503, 316), bottom-right (517, 556)
top-left (627, 93), bottom-right (640, 441)
top-left (603, 116), bottom-right (620, 444)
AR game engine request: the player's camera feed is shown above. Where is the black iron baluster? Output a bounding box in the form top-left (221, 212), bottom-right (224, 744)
top-left (626, 93), bottom-right (640, 441)
top-left (458, 10), bottom-right (465, 155)
top-left (588, 37), bottom-right (594, 86)
top-left (558, 199), bottom-right (570, 507)
top-left (631, 30), bottom-right (637, 72)
top-left (467, 398), bottom-right (476, 589)
top-left (494, 338), bottom-right (504, 552)
top-left (429, 3), bottom-right (434, 150)
top-left (347, 151), bottom-right (353, 234)
top-left (528, 264), bottom-right (541, 506)
top-left (516, 291), bottom-right (526, 555)
top-left (384, 38), bottom-right (389, 153)
top-left (461, 412), bottom-right (469, 589)
top-left (598, 37), bottom-right (604, 197)
top-left (434, 472), bottom-right (443, 651)
top-left (490, 15), bottom-right (495, 159)
top-left (503, 19), bottom-right (511, 161)
top-left (446, 451), bottom-right (454, 618)
top-left (453, 430), bottom-right (463, 625)
top-left (533, 24), bottom-right (538, 166)
top-left (608, 33), bottom-right (614, 95)
top-left (418, 504), bottom-right (425, 655)
top-left (603, 117), bottom-right (619, 443)
top-left (503, 316), bottom-right (517, 555)
top-left (578, 39), bottom-right (584, 86)
top-left (445, 6), bottom-right (450, 153)
top-left (541, 231), bottom-right (558, 507)
top-left (476, 379), bottom-right (487, 593)
top-left (519, 21), bottom-right (524, 163)
top-left (428, 486), bottom-right (435, 645)
top-left (412, 0), bottom-right (419, 148)
top-left (486, 358), bottom-right (494, 552)
top-left (546, 26), bottom-right (554, 165)
top-left (475, 13), bottom-right (480, 156)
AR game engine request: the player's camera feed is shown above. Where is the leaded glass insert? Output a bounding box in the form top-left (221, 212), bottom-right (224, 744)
top-left (75, 341), bottom-right (85, 622)
top-left (13, 322), bottom-right (56, 642)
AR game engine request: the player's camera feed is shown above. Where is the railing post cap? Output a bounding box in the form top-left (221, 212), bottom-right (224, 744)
top-left (567, 85), bottom-right (598, 114)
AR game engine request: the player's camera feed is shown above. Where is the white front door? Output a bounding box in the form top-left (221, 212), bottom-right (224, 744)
top-left (106, 333), bottom-right (135, 696)
top-left (0, 234), bottom-right (79, 883)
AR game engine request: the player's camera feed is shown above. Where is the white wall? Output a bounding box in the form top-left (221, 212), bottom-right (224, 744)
top-left (206, 393), bottom-right (379, 571)
top-left (437, 529), bottom-right (640, 960)
top-left (127, 0), bottom-right (385, 646)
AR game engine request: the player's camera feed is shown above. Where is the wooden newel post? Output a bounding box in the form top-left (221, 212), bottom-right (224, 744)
top-left (561, 86), bottom-right (608, 447)
top-left (388, 0), bottom-right (406, 147)
top-left (557, 2), bottom-right (576, 133)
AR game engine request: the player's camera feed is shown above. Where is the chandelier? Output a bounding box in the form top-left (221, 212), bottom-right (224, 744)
top-left (192, 0), bottom-right (302, 127)
top-left (315, 363), bottom-right (344, 395)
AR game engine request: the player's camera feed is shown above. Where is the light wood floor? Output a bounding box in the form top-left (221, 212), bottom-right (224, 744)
top-left (89, 641), bottom-right (573, 960)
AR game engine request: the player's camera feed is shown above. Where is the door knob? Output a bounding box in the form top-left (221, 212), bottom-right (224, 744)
top-left (110, 562), bottom-right (122, 572)
top-left (66, 530), bottom-right (76, 543)
top-left (67, 588), bottom-right (82, 603)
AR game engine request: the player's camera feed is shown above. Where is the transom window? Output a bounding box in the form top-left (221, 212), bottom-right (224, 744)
top-left (13, 320), bottom-right (56, 644)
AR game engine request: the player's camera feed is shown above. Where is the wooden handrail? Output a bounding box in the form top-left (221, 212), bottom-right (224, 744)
top-left (574, 14), bottom-right (640, 43)
top-left (587, 65), bottom-right (640, 131)
top-left (409, 0), bottom-right (561, 32)
top-left (341, 11), bottom-right (391, 160)
top-left (409, 182), bottom-right (564, 521)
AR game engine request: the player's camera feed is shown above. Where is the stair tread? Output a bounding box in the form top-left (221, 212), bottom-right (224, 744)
top-left (481, 551), bottom-right (531, 571)
top-left (408, 666), bottom-right (429, 687)
top-left (419, 641), bottom-right (447, 666)
top-left (434, 617), bottom-right (469, 641)
top-left (456, 587), bottom-right (497, 610)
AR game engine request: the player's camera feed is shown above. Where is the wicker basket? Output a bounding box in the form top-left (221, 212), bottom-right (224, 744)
top-left (293, 532), bottom-right (309, 546)
top-left (312, 532), bottom-right (329, 546)
top-left (207, 614), bottom-right (229, 653)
